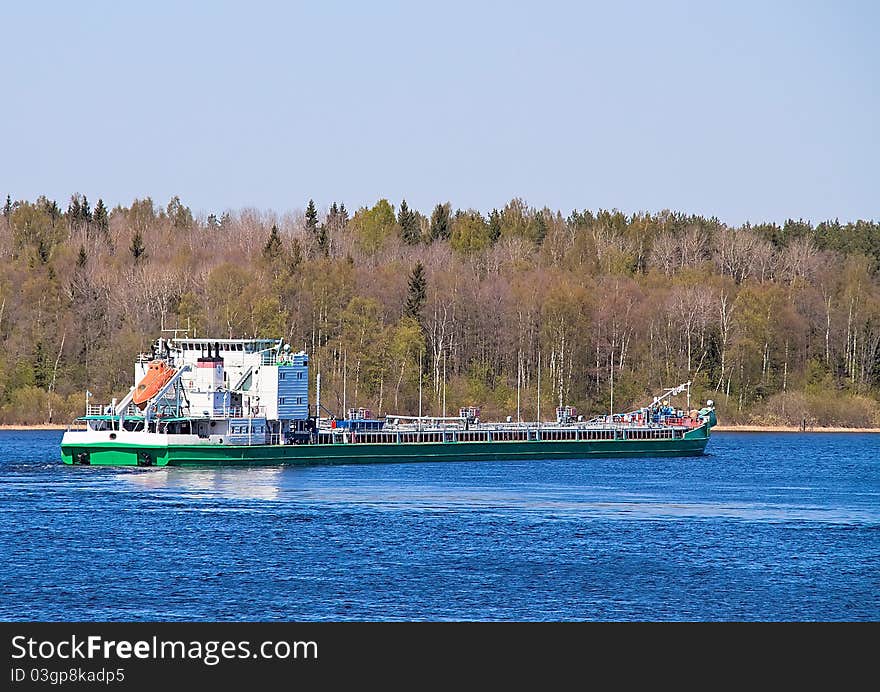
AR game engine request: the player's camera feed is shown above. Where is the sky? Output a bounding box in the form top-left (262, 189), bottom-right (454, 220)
top-left (1, 0), bottom-right (877, 225)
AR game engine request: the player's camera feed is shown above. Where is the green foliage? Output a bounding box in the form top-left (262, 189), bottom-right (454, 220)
top-left (488, 209), bottom-right (502, 242)
top-left (398, 199), bottom-right (420, 244)
top-left (533, 211), bottom-right (547, 245)
top-left (316, 224), bottom-right (329, 255)
top-left (404, 262), bottom-right (427, 321)
top-left (289, 237), bottom-right (303, 269)
top-left (352, 199), bottom-right (396, 256)
top-left (129, 229), bottom-right (146, 263)
top-left (206, 263), bottom-right (252, 337)
top-left (176, 291), bottom-right (206, 335)
top-left (263, 224), bottom-right (283, 261)
top-left (32, 339), bottom-right (51, 389)
top-left (80, 195), bottom-right (92, 224)
top-left (305, 199), bottom-right (319, 241)
top-left (127, 198), bottom-right (156, 231)
top-left (1, 193), bottom-right (879, 426)
top-left (67, 195), bottom-right (81, 229)
top-left (165, 196), bottom-right (193, 230)
top-left (11, 200), bottom-right (57, 258)
top-left (93, 199), bottom-right (109, 236)
top-left (450, 211), bottom-right (492, 256)
top-left (429, 203), bottom-right (450, 241)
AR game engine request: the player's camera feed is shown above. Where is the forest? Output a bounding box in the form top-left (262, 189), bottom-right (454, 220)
top-left (1, 193), bottom-right (879, 427)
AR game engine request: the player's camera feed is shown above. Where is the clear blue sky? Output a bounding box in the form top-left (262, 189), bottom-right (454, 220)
top-left (2, 1), bottom-right (877, 225)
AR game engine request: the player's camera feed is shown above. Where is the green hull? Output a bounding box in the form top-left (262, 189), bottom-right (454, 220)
top-left (62, 429), bottom-right (710, 468)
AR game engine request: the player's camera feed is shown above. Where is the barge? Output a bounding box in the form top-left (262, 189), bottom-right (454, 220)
top-left (61, 337), bottom-right (716, 467)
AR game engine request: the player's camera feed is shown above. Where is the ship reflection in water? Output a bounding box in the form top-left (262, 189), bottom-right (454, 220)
top-left (122, 466), bottom-right (285, 502)
top-left (117, 466), bottom-right (879, 526)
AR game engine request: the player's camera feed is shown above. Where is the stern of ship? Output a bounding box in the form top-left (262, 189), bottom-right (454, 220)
top-left (61, 428), bottom-right (170, 467)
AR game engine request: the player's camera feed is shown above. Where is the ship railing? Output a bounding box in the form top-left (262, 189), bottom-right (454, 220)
top-left (311, 424), bottom-right (697, 445)
top-left (216, 406), bottom-right (267, 419)
top-left (86, 403), bottom-right (141, 417)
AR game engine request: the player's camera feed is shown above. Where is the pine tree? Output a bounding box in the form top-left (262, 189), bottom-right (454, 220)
top-left (44, 199), bottom-right (60, 224)
top-left (404, 262), bottom-right (427, 321)
top-left (305, 199), bottom-right (319, 239)
top-left (166, 195), bottom-right (193, 230)
top-left (533, 211), bottom-right (547, 244)
top-left (398, 199), bottom-right (420, 244)
top-left (317, 223), bottom-right (329, 256)
top-left (338, 203), bottom-right (348, 225)
top-left (93, 198), bottom-right (109, 236)
top-left (80, 195), bottom-right (92, 225)
top-left (36, 238), bottom-right (50, 264)
top-left (33, 339), bottom-right (50, 388)
top-left (289, 237), bottom-right (304, 268)
top-left (430, 203), bottom-right (450, 241)
top-left (130, 229), bottom-right (146, 264)
top-left (3, 194), bottom-right (13, 225)
top-left (488, 209), bottom-right (502, 242)
top-left (67, 195), bottom-right (81, 230)
top-left (263, 223), bottom-right (283, 260)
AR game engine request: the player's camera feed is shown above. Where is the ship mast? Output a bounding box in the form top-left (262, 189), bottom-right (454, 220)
top-left (536, 350), bottom-right (541, 425)
top-left (516, 349), bottom-right (522, 423)
top-left (442, 350), bottom-right (447, 419)
top-left (609, 347), bottom-right (614, 420)
top-left (418, 349), bottom-right (423, 431)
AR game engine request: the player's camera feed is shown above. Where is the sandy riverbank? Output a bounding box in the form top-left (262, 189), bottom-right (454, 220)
top-left (714, 425), bottom-right (880, 433)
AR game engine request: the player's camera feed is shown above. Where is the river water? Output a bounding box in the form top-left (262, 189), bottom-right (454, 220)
top-left (0, 430), bottom-right (876, 621)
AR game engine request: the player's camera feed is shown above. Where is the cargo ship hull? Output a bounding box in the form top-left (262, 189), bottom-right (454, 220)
top-left (62, 336), bottom-right (716, 468)
top-left (62, 427), bottom-right (710, 467)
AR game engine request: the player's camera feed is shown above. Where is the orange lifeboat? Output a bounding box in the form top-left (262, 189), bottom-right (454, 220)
top-left (132, 360), bottom-right (176, 409)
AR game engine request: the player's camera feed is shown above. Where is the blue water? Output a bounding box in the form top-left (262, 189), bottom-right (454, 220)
top-left (0, 431), bottom-right (877, 621)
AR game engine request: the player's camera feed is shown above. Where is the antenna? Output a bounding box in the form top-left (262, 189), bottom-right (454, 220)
top-left (609, 347), bottom-right (614, 420)
top-left (442, 350), bottom-right (447, 419)
top-left (418, 349), bottom-right (423, 431)
top-left (537, 350), bottom-right (541, 425)
top-left (316, 373), bottom-right (321, 421)
top-left (516, 349), bottom-right (521, 424)
top-left (161, 325), bottom-right (190, 340)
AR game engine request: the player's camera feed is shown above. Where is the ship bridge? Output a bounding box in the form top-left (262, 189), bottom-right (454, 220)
top-left (134, 337), bottom-right (309, 423)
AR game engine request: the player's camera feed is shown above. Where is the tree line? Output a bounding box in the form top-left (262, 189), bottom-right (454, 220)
top-left (1, 193), bottom-right (878, 426)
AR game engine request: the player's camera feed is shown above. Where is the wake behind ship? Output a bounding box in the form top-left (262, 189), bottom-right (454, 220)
top-left (61, 336), bottom-right (717, 467)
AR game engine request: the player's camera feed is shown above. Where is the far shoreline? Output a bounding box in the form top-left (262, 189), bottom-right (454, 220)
top-left (713, 425), bottom-right (880, 433)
